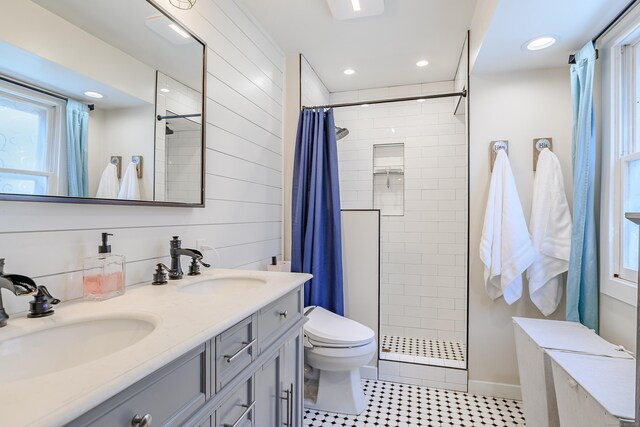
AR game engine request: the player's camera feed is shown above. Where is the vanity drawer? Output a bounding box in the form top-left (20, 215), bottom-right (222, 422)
top-left (214, 376), bottom-right (254, 427)
top-left (257, 288), bottom-right (302, 352)
top-left (215, 315), bottom-right (257, 392)
top-left (68, 345), bottom-right (207, 427)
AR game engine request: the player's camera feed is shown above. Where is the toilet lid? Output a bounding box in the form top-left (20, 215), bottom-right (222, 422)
top-left (304, 306), bottom-right (375, 347)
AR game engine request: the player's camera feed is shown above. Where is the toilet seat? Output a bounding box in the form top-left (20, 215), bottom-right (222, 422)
top-left (304, 306), bottom-right (375, 348)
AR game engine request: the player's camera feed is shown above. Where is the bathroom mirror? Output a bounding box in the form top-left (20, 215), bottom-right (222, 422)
top-left (0, 0), bottom-right (206, 206)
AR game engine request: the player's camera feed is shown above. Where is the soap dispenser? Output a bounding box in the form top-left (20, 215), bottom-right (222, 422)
top-left (83, 232), bottom-right (126, 300)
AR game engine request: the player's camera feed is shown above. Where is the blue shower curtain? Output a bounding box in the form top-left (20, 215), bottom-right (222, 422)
top-left (291, 108), bottom-right (344, 315)
top-left (66, 100), bottom-right (89, 197)
top-left (567, 42), bottom-right (598, 331)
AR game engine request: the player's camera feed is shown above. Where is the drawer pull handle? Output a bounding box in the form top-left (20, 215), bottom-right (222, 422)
top-left (223, 401), bottom-right (255, 427)
top-left (280, 383), bottom-right (293, 427)
top-left (131, 413), bottom-right (152, 427)
top-left (225, 339), bottom-right (256, 363)
top-left (279, 310), bottom-right (288, 319)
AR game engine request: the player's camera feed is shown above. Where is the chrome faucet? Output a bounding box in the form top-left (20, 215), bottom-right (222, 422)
top-left (168, 236), bottom-right (211, 280)
top-left (0, 258), bottom-right (37, 328)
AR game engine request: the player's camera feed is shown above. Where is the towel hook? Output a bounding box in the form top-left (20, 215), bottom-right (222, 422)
top-left (490, 140), bottom-right (509, 171)
top-left (110, 156), bottom-right (122, 179)
top-left (131, 155), bottom-right (143, 179)
top-left (533, 138), bottom-right (553, 171)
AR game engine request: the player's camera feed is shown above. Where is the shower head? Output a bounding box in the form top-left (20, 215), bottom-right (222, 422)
top-left (165, 124), bottom-right (174, 135)
top-left (335, 126), bottom-right (349, 141)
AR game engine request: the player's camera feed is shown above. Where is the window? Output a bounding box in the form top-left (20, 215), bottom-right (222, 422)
top-left (0, 81), bottom-right (63, 195)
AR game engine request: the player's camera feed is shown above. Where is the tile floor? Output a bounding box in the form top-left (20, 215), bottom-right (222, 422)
top-left (380, 336), bottom-right (466, 368)
top-left (303, 379), bottom-right (525, 427)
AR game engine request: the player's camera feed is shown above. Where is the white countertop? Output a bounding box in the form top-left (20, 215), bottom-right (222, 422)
top-left (0, 269), bottom-right (311, 427)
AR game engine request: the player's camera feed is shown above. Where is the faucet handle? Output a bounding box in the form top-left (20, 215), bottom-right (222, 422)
top-left (188, 257), bottom-right (211, 276)
top-left (153, 263), bottom-right (171, 286)
top-left (28, 286), bottom-right (60, 318)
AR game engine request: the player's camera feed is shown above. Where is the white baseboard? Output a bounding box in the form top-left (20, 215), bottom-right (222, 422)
top-left (468, 380), bottom-right (522, 400)
top-left (360, 365), bottom-right (378, 380)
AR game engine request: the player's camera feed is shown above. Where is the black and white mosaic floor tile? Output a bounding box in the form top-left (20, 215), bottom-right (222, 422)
top-left (304, 379), bottom-right (525, 427)
top-left (380, 335), bottom-right (466, 362)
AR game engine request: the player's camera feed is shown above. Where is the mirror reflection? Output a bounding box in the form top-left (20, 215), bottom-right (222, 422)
top-left (0, 0), bottom-right (205, 205)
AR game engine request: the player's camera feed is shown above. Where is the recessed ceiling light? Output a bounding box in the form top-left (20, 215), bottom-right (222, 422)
top-left (168, 23), bottom-right (191, 39)
top-left (84, 91), bottom-right (104, 99)
top-left (416, 60), bottom-right (429, 67)
top-left (344, 68), bottom-right (356, 75)
top-left (351, 0), bottom-right (361, 11)
top-left (160, 88), bottom-right (170, 93)
top-left (525, 36), bottom-right (556, 51)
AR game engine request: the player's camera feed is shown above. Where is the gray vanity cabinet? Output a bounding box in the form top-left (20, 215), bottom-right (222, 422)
top-left (254, 331), bottom-right (303, 427)
top-left (66, 286), bottom-right (305, 427)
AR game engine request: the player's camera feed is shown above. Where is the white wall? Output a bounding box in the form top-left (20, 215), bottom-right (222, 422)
top-left (0, 1), bottom-right (155, 105)
top-left (331, 82), bottom-right (468, 351)
top-left (1, 0), bottom-right (284, 316)
top-left (468, 67), bottom-right (572, 398)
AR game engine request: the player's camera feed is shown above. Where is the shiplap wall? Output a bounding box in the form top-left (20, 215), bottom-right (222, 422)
top-left (0, 0), bottom-right (284, 315)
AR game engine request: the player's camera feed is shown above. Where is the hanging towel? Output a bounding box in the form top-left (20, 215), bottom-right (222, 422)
top-left (480, 149), bottom-right (535, 304)
top-left (117, 162), bottom-right (140, 200)
top-left (95, 163), bottom-right (120, 199)
top-left (527, 148), bottom-right (572, 316)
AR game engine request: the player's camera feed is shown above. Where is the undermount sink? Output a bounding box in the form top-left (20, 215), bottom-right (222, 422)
top-left (179, 277), bottom-right (267, 295)
top-left (0, 316), bottom-right (156, 384)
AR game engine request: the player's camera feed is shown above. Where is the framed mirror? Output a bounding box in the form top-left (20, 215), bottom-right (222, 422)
top-left (0, 0), bottom-right (206, 206)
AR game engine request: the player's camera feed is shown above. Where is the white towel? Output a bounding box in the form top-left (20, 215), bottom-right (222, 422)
top-left (480, 150), bottom-right (535, 304)
top-left (527, 148), bottom-right (572, 315)
top-left (117, 162), bottom-right (140, 200)
top-left (95, 163), bottom-right (119, 199)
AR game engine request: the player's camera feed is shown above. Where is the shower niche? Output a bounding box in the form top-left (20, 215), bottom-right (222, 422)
top-left (373, 143), bottom-right (404, 216)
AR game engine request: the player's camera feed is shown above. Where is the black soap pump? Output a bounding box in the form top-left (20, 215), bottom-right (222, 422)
top-left (83, 232), bottom-right (126, 300)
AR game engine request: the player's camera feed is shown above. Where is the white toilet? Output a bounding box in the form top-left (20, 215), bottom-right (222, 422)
top-left (303, 306), bottom-right (376, 415)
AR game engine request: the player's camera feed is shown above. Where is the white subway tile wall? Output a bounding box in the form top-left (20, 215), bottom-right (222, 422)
top-left (332, 82), bottom-right (468, 360)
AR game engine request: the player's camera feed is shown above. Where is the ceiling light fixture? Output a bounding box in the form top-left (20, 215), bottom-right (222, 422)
top-left (361, 104), bottom-right (369, 108)
top-left (416, 99), bottom-right (426, 103)
top-left (351, 0), bottom-right (361, 12)
top-left (84, 91), bottom-right (104, 99)
top-left (169, 23), bottom-right (191, 39)
top-left (416, 60), bottom-right (429, 67)
top-left (344, 68), bottom-right (356, 75)
top-left (169, 0), bottom-right (197, 10)
top-left (160, 88), bottom-right (170, 93)
top-left (525, 36), bottom-right (557, 51)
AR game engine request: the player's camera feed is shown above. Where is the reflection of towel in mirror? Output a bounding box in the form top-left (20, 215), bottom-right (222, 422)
top-left (117, 162), bottom-right (140, 200)
top-left (480, 150), bottom-right (535, 305)
top-left (527, 148), bottom-right (572, 316)
top-left (95, 163), bottom-right (119, 199)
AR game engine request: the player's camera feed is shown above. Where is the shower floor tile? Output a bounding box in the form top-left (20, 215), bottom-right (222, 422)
top-left (380, 335), bottom-right (466, 363)
top-left (303, 379), bottom-right (525, 427)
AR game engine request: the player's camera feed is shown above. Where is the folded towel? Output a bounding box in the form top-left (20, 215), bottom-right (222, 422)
top-left (117, 162), bottom-right (140, 200)
top-left (527, 148), bottom-right (572, 315)
top-left (95, 163), bottom-right (119, 199)
top-left (480, 150), bottom-right (535, 304)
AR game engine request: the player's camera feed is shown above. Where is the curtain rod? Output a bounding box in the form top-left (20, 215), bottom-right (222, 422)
top-left (0, 75), bottom-right (95, 111)
top-left (302, 90), bottom-right (467, 110)
top-left (569, 0), bottom-right (639, 64)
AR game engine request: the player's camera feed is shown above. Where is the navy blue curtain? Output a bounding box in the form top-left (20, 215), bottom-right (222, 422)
top-left (291, 108), bottom-right (344, 315)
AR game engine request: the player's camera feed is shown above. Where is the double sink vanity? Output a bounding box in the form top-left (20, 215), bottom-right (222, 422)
top-left (0, 269), bottom-right (311, 427)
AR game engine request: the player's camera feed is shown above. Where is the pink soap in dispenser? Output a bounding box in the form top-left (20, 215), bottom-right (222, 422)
top-left (83, 232), bottom-right (125, 300)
